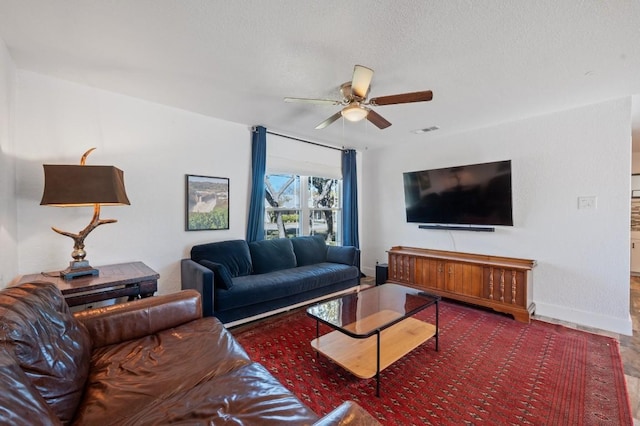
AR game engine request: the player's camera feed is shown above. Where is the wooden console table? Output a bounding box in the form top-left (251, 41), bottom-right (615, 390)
top-left (387, 247), bottom-right (536, 322)
top-left (13, 262), bottom-right (159, 307)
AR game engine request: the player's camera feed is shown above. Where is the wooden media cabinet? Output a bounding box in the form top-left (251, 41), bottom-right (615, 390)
top-left (387, 246), bottom-right (536, 322)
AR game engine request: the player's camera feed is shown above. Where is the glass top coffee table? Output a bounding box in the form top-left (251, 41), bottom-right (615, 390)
top-left (307, 283), bottom-right (440, 396)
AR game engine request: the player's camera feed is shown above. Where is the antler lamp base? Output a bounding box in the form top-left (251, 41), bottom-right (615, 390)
top-left (60, 260), bottom-right (99, 280)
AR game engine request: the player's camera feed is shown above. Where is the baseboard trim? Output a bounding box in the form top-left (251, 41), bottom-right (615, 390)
top-left (534, 301), bottom-right (633, 336)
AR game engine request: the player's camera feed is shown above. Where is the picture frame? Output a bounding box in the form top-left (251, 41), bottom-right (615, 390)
top-left (185, 174), bottom-right (229, 231)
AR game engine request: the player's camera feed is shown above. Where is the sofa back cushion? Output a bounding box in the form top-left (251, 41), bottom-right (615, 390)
top-left (0, 281), bottom-right (91, 424)
top-left (191, 240), bottom-right (253, 277)
top-left (249, 238), bottom-right (297, 274)
top-left (291, 235), bottom-right (327, 266)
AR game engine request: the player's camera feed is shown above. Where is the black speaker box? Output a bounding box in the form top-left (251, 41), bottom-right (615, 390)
top-left (375, 263), bottom-right (388, 285)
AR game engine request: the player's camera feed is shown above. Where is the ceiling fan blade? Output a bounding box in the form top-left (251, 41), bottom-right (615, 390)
top-left (351, 65), bottom-right (374, 99)
top-left (369, 90), bottom-right (433, 106)
top-left (366, 109), bottom-right (392, 129)
top-left (284, 97), bottom-right (341, 105)
top-left (315, 111), bottom-right (343, 129)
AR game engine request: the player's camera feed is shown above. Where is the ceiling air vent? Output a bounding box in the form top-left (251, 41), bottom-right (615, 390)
top-left (412, 126), bottom-right (440, 134)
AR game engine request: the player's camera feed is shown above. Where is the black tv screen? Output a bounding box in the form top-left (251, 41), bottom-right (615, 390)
top-left (403, 160), bottom-right (513, 226)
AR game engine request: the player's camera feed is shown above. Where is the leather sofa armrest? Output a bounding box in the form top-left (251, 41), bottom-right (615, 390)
top-left (181, 258), bottom-right (214, 316)
top-left (74, 290), bottom-right (202, 349)
top-left (313, 401), bottom-right (381, 426)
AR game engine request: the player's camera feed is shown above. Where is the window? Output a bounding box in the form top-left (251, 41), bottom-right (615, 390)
top-left (265, 174), bottom-right (342, 245)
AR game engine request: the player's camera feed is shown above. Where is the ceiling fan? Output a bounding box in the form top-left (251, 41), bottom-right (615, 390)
top-left (284, 65), bottom-right (433, 130)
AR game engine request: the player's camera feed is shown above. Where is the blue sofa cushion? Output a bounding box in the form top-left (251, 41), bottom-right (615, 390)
top-left (199, 260), bottom-right (234, 290)
top-left (216, 263), bottom-right (360, 312)
top-left (191, 240), bottom-right (252, 277)
top-left (326, 245), bottom-right (357, 265)
top-left (249, 238), bottom-right (297, 274)
top-left (291, 235), bottom-right (327, 266)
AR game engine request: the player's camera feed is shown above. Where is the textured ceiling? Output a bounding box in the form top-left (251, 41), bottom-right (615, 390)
top-left (0, 0), bottom-right (639, 151)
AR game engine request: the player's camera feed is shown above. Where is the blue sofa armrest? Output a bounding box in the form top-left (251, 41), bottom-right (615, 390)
top-left (327, 245), bottom-right (361, 268)
top-left (181, 259), bottom-right (214, 317)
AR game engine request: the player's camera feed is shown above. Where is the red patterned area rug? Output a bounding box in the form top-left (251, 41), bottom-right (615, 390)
top-left (231, 300), bottom-right (633, 425)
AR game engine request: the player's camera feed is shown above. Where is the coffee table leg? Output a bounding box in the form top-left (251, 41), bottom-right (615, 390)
top-left (376, 330), bottom-right (381, 397)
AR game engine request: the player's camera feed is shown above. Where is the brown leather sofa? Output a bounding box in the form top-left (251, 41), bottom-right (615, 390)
top-left (0, 281), bottom-right (380, 425)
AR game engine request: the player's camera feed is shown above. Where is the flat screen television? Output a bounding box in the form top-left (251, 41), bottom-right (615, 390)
top-left (403, 160), bottom-right (513, 226)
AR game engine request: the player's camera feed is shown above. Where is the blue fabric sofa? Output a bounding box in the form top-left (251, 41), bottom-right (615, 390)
top-left (181, 235), bottom-right (360, 324)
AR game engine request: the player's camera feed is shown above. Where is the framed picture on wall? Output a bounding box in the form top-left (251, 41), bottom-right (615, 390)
top-left (185, 175), bottom-right (230, 231)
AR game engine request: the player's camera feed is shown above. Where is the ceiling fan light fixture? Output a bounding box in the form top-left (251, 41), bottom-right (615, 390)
top-left (341, 104), bottom-right (368, 122)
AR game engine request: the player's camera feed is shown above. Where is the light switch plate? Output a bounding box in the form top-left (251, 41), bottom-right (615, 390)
top-left (578, 196), bottom-right (597, 210)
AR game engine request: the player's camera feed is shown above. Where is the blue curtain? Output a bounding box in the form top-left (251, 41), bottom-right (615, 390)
top-left (246, 126), bottom-right (266, 242)
top-left (342, 149), bottom-right (359, 248)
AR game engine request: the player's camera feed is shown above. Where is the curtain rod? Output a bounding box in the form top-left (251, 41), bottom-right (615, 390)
top-left (255, 128), bottom-right (344, 152)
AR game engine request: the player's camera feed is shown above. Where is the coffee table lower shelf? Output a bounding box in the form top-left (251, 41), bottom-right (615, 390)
top-left (310, 317), bottom-right (436, 379)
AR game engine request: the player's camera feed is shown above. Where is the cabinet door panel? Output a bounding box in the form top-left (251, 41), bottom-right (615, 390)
top-left (461, 264), bottom-right (483, 297)
top-left (414, 257), bottom-right (428, 287)
top-left (434, 260), bottom-right (445, 290)
top-left (483, 267), bottom-right (526, 308)
top-left (444, 263), bottom-right (455, 292)
top-left (389, 253), bottom-right (414, 284)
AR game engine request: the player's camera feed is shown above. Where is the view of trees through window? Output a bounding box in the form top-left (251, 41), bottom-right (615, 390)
top-left (265, 174), bottom-right (342, 245)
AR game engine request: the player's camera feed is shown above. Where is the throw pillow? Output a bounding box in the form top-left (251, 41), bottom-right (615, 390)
top-left (290, 235), bottom-right (327, 266)
top-left (199, 260), bottom-right (234, 290)
top-left (191, 240), bottom-right (253, 277)
top-left (0, 282), bottom-right (91, 424)
top-left (249, 238), bottom-right (297, 274)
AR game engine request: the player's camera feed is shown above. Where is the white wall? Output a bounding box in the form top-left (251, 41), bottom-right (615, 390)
top-left (0, 38), bottom-right (17, 288)
top-left (6, 60), bottom-right (631, 335)
top-left (13, 71), bottom-right (251, 295)
top-left (361, 98), bottom-right (633, 335)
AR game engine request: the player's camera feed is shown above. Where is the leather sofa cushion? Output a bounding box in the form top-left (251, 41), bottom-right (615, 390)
top-left (249, 238), bottom-right (297, 274)
top-left (107, 363), bottom-right (319, 425)
top-left (0, 347), bottom-right (61, 426)
top-left (191, 239), bottom-right (253, 277)
top-left (0, 282), bottom-right (90, 424)
top-left (291, 235), bottom-right (327, 266)
top-left (74, 316), bottom-right (252, 424)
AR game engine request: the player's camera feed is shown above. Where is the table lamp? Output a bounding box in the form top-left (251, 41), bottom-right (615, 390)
top-left (40, 148), bottom-right (130, 280)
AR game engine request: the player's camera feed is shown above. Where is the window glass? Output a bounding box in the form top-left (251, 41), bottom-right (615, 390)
top-left (265, 174), bottom-right (342, 244)
top-left (308, 177), bottom-right (340, 244)
top-left (265, 174), bottom-right (300, 239)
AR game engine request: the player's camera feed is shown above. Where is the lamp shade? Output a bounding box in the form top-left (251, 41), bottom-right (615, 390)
top-left (40, 165), bottom-right (130, 207)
